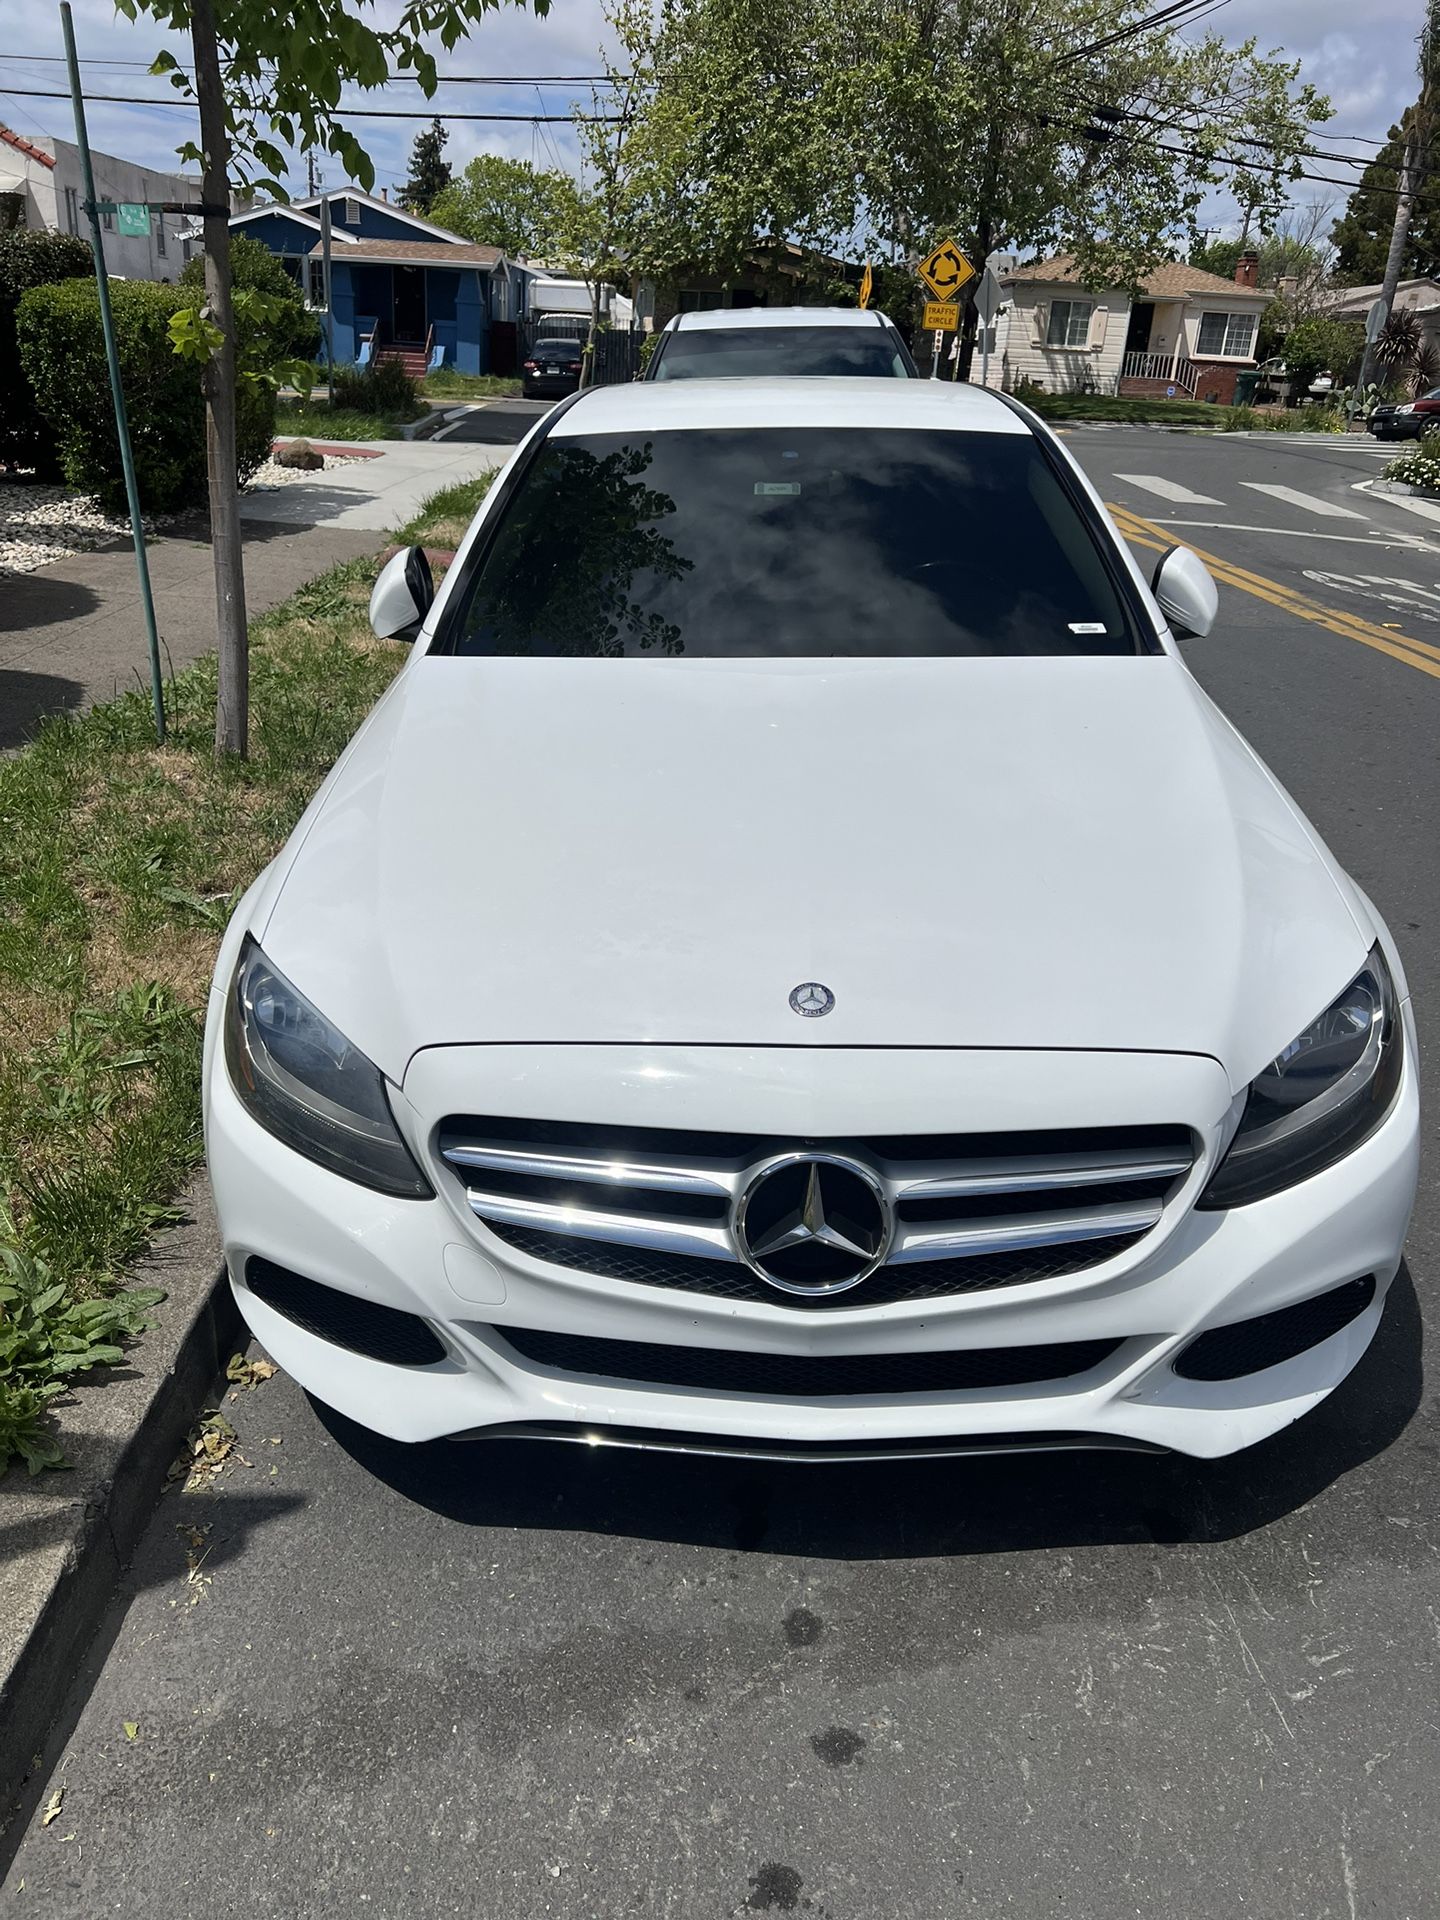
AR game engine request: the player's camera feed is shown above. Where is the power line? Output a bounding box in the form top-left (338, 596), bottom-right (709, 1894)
top-left (0, 85), bottom-right (619, 121)
top-left (1056, 0), bottom-right (1231, 69)
top-left (0, 53), bottom-right (621, 84)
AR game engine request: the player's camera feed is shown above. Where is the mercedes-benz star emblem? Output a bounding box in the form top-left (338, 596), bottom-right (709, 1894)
top-left (789, 981), bottom-right (835, 1018)
top-left (734, 1153), bottom-right (891, 1296)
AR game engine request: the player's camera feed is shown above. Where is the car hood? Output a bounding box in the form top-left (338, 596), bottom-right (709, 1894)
top-left (258, 656), bottom-right (1368, 1089)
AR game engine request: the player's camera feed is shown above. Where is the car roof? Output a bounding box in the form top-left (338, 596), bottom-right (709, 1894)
top-left (667, 305), bottom-right (891, 333)
top-left (550, 377), bottom-right (1030, 437)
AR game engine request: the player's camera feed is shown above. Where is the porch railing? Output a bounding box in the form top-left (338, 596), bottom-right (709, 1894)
top-left (1120, 350), bottom-right (1197, 395)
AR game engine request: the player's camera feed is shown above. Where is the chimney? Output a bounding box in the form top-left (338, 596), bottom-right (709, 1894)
top-left (1234, 250), bottom-right (1259, 290)
top-left (380, 187), bottom-right (388, 202)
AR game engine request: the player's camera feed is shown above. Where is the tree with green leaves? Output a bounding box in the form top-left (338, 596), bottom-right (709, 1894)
top-left (1353, 1), bottom-right (1440, 396)
top-left (430, 154), bottom-right (568, 255)
top-left (610, 0), bottom-right (1330, 377)
top-left (179, 232), bottom-right (320, 362)
top-left (120, 0), bottom-right (551, 757)
top-left (1333, 113), bottom-right (1440, 284)
top-left (400, 117), bottom-right (453, 214)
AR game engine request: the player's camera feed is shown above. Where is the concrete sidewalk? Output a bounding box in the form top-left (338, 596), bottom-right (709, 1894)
top-left (0, 520), bottom-right (380, 751)
top-left (243, 436), bottom-right (509, 533)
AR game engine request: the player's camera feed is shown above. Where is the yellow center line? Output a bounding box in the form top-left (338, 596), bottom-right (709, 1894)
top-left (1105, 502), bottom-right (1440, 682)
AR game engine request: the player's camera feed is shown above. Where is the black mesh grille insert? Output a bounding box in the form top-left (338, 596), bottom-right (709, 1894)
top-left (244, 1258), bottom-right (446, 1368)
top-left (494, 1325), bottom-right (1124, 1396)
top-left (1173, 1276), bottom-right (1376, 1381)
top-left (485, 1219), bottom-right (1145, 1307)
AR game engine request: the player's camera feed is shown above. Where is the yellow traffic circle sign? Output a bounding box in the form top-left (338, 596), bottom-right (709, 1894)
top-left (923, 301), bottom-right (960, 332)
top-left (918, 238), bottom-right (976, 301)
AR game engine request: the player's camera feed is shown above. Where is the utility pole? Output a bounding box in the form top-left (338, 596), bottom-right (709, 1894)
top-left (189, 0), bottom-right (249, 758)
top-left (307, 149), bottom-right (318, 199)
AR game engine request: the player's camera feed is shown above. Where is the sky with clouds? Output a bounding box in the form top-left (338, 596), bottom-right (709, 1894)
top-left (0, 0), bottom-right (1425, 242)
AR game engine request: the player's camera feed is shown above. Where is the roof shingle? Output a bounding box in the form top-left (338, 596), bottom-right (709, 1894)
top-left (1003, 253), bottom-right (1270, 300)
top-left (307, 236), bottom-right (506, 267)
top-left (0, 126), bottom-right (56, 170)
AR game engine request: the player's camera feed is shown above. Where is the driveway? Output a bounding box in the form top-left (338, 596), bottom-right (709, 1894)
top-left (3, 424), bottom-right (1437, 1920)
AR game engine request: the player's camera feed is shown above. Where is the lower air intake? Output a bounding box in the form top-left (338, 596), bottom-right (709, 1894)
top-left (493, 1326), bottom-right (1123, 1397)
top-left (1173, 1276), bottom-right (1376, 1381)
top-left (244, 1257), bottom-right (446, 1368)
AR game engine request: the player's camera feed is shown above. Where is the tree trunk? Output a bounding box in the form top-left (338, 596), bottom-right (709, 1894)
top-left (190, 0), bottom-right (248, 758)
top-left (581, 279), bottom-right (602, 390)
top-left (1357, 130), bottom-right (1417, 397)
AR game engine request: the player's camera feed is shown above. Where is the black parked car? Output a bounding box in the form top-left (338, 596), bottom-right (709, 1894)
top-left (522, 337), bottom-right (584, 400)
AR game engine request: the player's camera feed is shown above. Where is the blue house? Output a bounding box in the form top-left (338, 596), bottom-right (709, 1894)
top-left (230, 187), bottom-right (533, 376)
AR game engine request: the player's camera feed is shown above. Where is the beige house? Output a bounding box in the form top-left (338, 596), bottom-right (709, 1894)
top-left (993, 252), bottom-right (1273, 404)
top-left (0, 124), bottom-right (225, 280)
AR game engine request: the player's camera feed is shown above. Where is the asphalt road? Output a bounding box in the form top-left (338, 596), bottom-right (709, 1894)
top-left (442, 397), bottom-right (557, 444)
top-left (4, 426), bottom-right (1438, 1920)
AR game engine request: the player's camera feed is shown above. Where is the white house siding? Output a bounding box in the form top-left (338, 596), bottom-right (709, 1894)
top-left (5, 133), bottom-right (206, 280)
top-left (995, 282), bottom-right (1131, 394)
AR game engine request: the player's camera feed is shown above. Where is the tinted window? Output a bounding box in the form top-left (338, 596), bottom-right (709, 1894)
top-left (653, 327), bottom-right (910, 380)
top-left (442, 428), bottom-right (1143, 660)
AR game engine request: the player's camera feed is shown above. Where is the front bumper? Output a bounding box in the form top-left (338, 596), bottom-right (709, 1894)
top-left (203, 1023), bottom-right (1420, 1463)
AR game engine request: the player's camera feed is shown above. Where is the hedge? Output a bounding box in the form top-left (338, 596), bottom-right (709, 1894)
top-left (16, 278), bottom-right (274, 513)
top-left (0, 228), bottom-right (93, 475)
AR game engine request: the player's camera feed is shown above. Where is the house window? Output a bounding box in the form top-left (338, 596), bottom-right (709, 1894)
top-left (1046, 299), bottom-right (1093, 348)
top-left (307, 257), bottom-right (326, 307)
top-left (102, 204), bottom-right (113, 232)
top-left (153, 211), bottom-right (166, 256)
top-left (678, 288), bottom-right (723, 312)
top-left (64, 186), bottom-right (80, 235)
top-left (1196, 311), bottom-right (1256, 358)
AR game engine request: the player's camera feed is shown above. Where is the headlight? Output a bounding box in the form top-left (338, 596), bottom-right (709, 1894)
top-left (1398, 403), bottom-right (1416, 414)
top-left (1198, 946), bottom-right (1402, 1209)
top-left (224, 936), bottom-right (432, 1199)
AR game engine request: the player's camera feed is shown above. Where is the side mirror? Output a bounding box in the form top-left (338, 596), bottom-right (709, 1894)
top-left (369, 546), bottom-right (434, 643)
top-left (1151, 545), bottom-right (1217, 640)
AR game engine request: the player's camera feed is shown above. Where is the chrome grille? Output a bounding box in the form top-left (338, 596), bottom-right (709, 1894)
top-left (439, 1118), bottom-right (1194, 1309)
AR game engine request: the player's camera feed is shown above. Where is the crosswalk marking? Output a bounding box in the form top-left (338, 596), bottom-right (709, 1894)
top-left (1239, 482), bottom-right (1366, 520)
top-left (1113, 473), bottom-right (1224, 505)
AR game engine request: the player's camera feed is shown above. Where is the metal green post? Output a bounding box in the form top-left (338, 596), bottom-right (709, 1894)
top-left (60, 0), bottom-right (166, 743)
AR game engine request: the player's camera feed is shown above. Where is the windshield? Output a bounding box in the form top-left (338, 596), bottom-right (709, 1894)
top-left (652, 327), bottom-right (911, 380)
top-left (441, 427), bottom-right (1144, 660)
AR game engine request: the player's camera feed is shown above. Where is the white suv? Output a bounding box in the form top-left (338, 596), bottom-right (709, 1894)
top-left (204, 378), bottom-right (1418, 1465)
top-left (645, 305), bottom-right (917, 379)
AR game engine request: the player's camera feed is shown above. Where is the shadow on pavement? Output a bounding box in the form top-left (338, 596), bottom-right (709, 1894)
top-left (313, 1262), bottom-right (1425, 1563)
top-left (0, 573), bottom-right (100, 635)
top-left (0, 668), bottom-right (87, 749)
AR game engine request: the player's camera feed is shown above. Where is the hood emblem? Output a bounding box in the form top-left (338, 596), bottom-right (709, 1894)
top-left (789, 981), bottom-right (835, 1018)
top-left (734, 1154), bottom-right (890, 1295)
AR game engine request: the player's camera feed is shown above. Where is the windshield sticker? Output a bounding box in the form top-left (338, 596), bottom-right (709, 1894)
top-left (755, 482), bottom-right (802, 496)
top-left (1068, 622), bottom-right (1107, 634)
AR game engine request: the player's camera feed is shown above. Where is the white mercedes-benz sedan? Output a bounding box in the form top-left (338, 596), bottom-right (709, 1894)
top-left (203, 378), bottom-right (1419, 1463)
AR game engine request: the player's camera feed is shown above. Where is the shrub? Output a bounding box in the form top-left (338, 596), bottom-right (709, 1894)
top-left (16, 278), bottom-right (274, 513)
top-left (180, 233), bottom-right (321, 364)
top-left (1383, 441), bottom-right (1440, 490)
top-left (0, 228), bottom-right (93, 474)
top-left (330, 358), bottom-right (423, 416)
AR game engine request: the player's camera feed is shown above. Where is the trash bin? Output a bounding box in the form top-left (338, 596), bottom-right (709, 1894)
top-left (1233, 370), bottom-right (1260, 406)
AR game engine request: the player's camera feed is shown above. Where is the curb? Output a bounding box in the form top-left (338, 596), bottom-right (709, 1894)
top-left (1368, 476), bottom-right (1440, 501)
top-left (0, 1181), bottom-right (240, 1828)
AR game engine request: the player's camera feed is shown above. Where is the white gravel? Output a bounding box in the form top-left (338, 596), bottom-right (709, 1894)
top-left (245, 451), bottom-right (362, 492)
top-left (0, 451), bottom-right (363, 574)
top-left (0, 482), bottom-right (170, 576)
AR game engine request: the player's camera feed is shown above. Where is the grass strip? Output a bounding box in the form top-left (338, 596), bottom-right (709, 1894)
top-left (0, 468), bottom-right (493, 1471)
